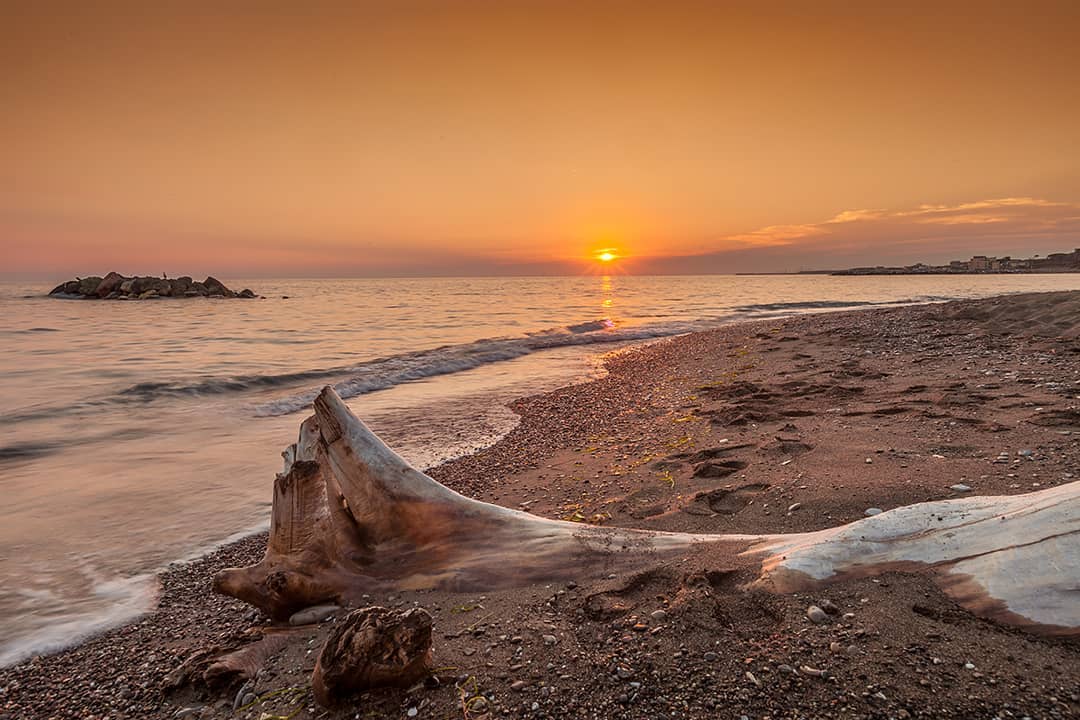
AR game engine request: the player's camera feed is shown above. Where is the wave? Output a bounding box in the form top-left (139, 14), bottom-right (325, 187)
top-left (10, 296), bottom-right (947, 423)
top-left (732, 296), bottom-right (951, 313)
top-left (0, 574), bottom-right (158, 668)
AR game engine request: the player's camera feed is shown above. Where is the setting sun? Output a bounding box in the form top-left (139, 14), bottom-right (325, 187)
top-left (594, 249), bottom-right (619, 263)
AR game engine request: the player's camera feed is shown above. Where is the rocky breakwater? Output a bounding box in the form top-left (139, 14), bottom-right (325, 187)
top-left (49, 273), bottom-right (257, 300)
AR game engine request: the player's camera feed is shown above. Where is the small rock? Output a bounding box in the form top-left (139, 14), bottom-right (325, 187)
top-left (511, 680), bottom-right (528, 691)
top-left (819, 598), bottom-right (840, 615)
top-left (542, 634), bottom-right (557, 645)
top-left (289, 604), bottom-right (342, 626)
top-left (649, 609), bottom-right (668, 620)
top-left (703, 651), bottom-right (719, 662)
top-left (806, 605), bottom-right (829, 624)
top-left (865, 507), bottom-right (883, 516)
top-left (865, 458), bottom-right (873, 464)
top-left (787, 502), bottom-right (801, 513)
top-left (950, 484), bottom-right (972, 493)
top-left (407, 708), bottom-right (418, 718)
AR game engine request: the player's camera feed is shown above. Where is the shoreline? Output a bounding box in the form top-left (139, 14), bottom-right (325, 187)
top-left (3, 291), bottom-right (1079, 718)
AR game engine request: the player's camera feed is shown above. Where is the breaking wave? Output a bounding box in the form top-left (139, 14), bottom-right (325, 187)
top-left (22, 296), bottom-right (944, 422)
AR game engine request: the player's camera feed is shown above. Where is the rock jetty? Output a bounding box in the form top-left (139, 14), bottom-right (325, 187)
top-left (49, 273), bottom-right (257, 300)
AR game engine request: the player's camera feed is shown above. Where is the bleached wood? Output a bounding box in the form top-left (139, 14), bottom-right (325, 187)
top-left (215, 387), bottom-right (1080, 636)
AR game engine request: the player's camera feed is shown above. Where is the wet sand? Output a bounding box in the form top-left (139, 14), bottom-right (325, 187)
top-left (3, 291), bottom-right (1079, 719)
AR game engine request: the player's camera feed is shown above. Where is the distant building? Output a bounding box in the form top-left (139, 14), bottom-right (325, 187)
top-left (969, 256), bottom-right (992, 271)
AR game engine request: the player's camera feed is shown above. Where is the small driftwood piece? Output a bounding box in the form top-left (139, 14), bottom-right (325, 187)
top-left (215, 387), bottom-right (1080, 636)
top-left (311, 607), bottom-right (433, 706)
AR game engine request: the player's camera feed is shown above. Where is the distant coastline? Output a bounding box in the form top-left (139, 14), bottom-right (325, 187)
top-left (804, 248), bottom-right (1080, 276)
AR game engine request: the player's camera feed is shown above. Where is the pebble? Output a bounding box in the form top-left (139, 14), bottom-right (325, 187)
top-left (806, 605), bottom-right (829, 624)
top-left (511, 680), bottom-right (528, 691)
top-left (819, 598), bottom-right (840, 615)
top-left (287, 604), bottom-right (341, 626)
top-left (950, 484), bottom-right (972, 492)
top-left (407, 707), bottom-right (418, 717)
top-left (787, 502), bottom-right (802, 512)
top-left (542, 634), bottom-right (557, 645)
top-left (649, 609), bottom-right (668, 620)
top-left (703, 651), bottom-right (719, 662)
top-left (865, 507), bottom-right (883, 516)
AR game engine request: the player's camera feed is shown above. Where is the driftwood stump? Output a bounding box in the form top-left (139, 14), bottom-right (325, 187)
top-left (215, 387), bottom-right (1080, 636)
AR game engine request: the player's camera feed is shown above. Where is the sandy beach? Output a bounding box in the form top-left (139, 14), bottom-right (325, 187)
top-left (3, 291), bottom-right (1079, 719)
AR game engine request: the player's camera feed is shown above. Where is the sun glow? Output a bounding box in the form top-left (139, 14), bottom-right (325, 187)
top-left (594, 248), bottom-right (620, 263)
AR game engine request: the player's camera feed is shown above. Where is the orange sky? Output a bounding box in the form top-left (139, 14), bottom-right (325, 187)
top-left (3, 1), bottom-right (1079, 276)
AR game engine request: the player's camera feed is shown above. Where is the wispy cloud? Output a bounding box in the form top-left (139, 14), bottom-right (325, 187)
top-left (634, 197), bottom-right (1080, 274)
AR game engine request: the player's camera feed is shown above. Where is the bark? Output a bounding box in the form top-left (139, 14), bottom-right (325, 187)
top-left (311, 607), bottom-right (433, 706)
top-left (214, 387), bottom-right (1080, 637)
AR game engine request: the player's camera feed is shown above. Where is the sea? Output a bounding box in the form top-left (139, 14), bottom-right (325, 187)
top-left (1, 273), bottom-right (1077, 666)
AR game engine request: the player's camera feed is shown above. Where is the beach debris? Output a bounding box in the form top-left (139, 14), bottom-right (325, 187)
top-left (311, 606), bottom-right (433, 706)
top-left (213, 387), bottom-right (1080, 639)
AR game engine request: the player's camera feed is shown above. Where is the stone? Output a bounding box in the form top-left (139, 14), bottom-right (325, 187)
top-left (170, 277), bottom-right (193, 296)
top-left (511, 680), bottom-right (527, 691)
top-left (806, 605), bottom-right (829, 624)
top-left (864, 507), bottom-right (883, 516)
top-left (238, 288), bottom-right (257, 298)
top-left (204, 276), bottom-right (235, 298)
top-left (787, 502), bottom-right (802, 512)
top-left (542, 634), bottom-right (557, 645)
top-left (289, 604), bottom-right (342, 626)
top-left (96, 272), bottom-right (126, 297)
top-left (950, 484), bottom-right (972, 492)
top-left (78, 276), bottom-right (103, 295)
top-left (819, 598), bottom-right (840, 615)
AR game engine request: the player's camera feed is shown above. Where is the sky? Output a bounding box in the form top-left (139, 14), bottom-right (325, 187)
top-left (3, 0), bottom-right (1079, 277)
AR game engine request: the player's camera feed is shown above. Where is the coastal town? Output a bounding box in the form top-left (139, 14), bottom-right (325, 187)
top-left (817, 248), bottom-right (1080, 275)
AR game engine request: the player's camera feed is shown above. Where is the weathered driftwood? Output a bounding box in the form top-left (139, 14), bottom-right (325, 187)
top-left (215, 387), bottom-right (1080, 636)
top-left (312, 607), bottom-right (433, 706)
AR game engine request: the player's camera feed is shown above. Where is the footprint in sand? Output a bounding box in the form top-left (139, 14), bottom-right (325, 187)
top-left (692, 459), bottom-right (749, 479)
top-left (686, 483), bottom-right (769, 516)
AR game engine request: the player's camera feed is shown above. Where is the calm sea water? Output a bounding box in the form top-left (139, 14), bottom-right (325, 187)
top-left (1, 273), bottom-right (1076, 665)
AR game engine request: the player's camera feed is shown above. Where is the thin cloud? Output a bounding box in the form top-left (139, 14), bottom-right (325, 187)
top-left (635, 197), bottom-right (1080, 274)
